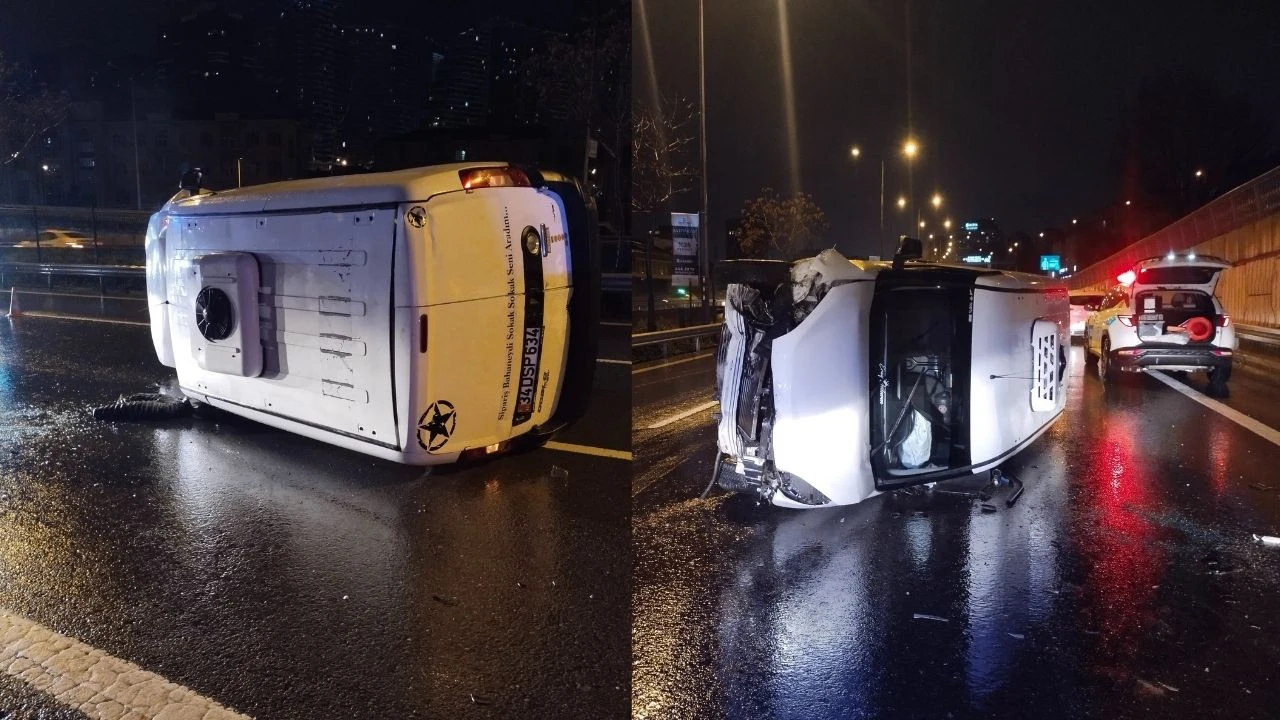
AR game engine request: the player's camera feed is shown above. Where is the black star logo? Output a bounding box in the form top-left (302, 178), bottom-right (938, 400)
top-left (417, 401), bottom-right (457, 451)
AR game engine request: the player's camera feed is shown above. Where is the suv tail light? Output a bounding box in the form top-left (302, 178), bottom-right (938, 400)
top-left (1216, 314), bottom-right (1232, 327)
top-left (1116, 315), bottom-right (1136, 327)
top-left (459, 167), bottom-right (531, 190)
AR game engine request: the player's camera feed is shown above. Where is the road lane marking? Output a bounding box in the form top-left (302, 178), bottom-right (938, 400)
top-left (1151, 371), bottom-right (1280, 447)
top-left (0, 608), bottom-right (252, 719)
top-left (543, 441), bottom-right (632, 461)
top-left (13, 312), bottom-right (149, 327)
top-left (632, 352), bottom-right (716, 375)
top-left (646, 400), bottom-right (719, 430)
top-left (596, 358), bottom-right (632, 366)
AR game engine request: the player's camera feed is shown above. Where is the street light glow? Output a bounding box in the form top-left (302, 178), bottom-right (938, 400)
top-left (850, 145), bottom-right (861, 158)
top-left (1071, 218), bottom-right (1078, 224)
top-left (1194, 169), bottom-right (1203, 178)
top-left (1125, 200), bottom-right (1132, 206)
top-left (903, 139), bottom-right (919, 158)
top-left (897, 196), bottom-right (907, 209)
top-left (919, 220), bottom-right (926, 229)
top-left (931, 193), bottom-right (942, 209)
top-left (943, 219), bottom-right (951, 229)
top-left (1038, 232), bottom-right (1044, 238)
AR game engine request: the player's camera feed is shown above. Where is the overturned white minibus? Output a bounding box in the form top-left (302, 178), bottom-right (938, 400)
top-left (145, 163), bottom-right (599, 464)
top-left (715, 240), bottom-right (1069, 508)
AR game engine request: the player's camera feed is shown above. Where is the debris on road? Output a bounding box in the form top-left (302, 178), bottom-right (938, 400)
top-left (912, 613), bottom-right (949, 623)
top-left (432, 594), bottom-right (459, 606)
top-left (92, 392), bottom-right (193, 422)
top-left (1252, 534), bottom-right (1280, 548)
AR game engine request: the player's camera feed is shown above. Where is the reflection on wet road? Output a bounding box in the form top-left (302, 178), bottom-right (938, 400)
top-left (0, 316), bottom-right (630, 718)
top-left (633, 346), bottom-right (1280, 719)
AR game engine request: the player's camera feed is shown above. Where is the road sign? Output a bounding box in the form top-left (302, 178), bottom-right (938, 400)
top-left (1040, 254), bottom-right (1061, 271)
top-left (671, 212), bottom-right (700, 286)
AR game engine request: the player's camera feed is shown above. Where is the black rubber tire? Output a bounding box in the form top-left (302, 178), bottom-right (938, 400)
top-left (1099, 338), bottom-right (1117, 385)
top-left (1207, 365), bottom-right (1230, 397)
top-left (1083, 343), bottom-right (1098, 367)
top-left (717, 259), bottom-right (792, 287)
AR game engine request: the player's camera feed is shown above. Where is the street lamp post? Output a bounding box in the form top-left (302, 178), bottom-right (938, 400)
top-left (697, 0), bottom-right (711, 322)
top-left (850, 145), bottom-right (888, 257)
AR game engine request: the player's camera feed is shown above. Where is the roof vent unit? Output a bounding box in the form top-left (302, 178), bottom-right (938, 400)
top-left (190, 252), bottom-right (263, 377)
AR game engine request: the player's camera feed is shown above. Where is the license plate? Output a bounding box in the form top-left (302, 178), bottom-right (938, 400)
top-left (1139, 314), bottom-right (1163, 322)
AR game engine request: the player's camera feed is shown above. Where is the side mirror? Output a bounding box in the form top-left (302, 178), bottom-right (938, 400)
top-left (892, 236), bottom-right (923, 271)
top-left (179, 167), bottom-right (203, 192)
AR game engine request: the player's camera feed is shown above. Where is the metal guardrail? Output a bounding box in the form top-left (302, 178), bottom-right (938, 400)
top-left (1069, 165), bottom-right (1280, 290)
top-left (1236, 322), bottom-right (1280, 348)
top-left (0, 262), bottom-right (146, 296)
top-left (632, 322), bottom-right (721, 351)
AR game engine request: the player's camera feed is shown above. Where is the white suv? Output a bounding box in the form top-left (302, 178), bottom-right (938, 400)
top-left (1084, 253), bottom-right (1236, 394)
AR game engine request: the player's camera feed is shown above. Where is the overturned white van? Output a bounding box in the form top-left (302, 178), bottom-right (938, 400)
top-left (145, 163), bottom-right (599, 464)
top-left (714, 241), bottom-right (1069, 508)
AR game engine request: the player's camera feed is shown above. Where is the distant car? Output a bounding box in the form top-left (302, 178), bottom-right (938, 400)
top-left (13, 229), bottom-right (93, 249)
top-left (1083, 253), bottom-right (1236, 394)
top-left (1068, 290), bottom-right (1105, 338)
top-left (713, 241), bottom-right (1069, 509)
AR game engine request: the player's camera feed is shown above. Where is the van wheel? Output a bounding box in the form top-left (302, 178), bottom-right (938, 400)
top-left (1098, 339), bottom-right (1117, 385)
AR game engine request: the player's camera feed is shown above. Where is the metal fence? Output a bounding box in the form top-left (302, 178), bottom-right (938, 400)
top-left (1068, 165), bottom-right (1280, 289)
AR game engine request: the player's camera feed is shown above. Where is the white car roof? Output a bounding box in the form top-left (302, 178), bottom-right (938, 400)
top-left (167, 162), bottom-right (511, 216)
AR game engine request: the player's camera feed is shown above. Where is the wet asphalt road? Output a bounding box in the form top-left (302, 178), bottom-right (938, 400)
top-left (0, 314), bottom-right (631, 719)
top-left (633, 346), bottom-right (1280, 719)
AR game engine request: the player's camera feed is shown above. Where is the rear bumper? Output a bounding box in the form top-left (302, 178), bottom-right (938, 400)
top-left (1110, 344), bottom-right (1233, 371)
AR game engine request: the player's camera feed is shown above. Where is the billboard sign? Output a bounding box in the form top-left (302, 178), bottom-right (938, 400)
top-left (671, 212), bottom-right (700, 286)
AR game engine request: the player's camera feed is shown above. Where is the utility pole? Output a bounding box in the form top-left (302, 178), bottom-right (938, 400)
top-left (130, 76), bottom-right (141, 210)
top-left (697, 0), bottom-right (712, 321)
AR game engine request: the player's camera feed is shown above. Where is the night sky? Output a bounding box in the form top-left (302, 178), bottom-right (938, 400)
top-left (636, 0), bottom-right (1280, 258)
top-left (0, 0), bottom-right (586, 58)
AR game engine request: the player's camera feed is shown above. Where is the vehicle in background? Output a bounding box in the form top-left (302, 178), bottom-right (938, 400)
top-left (1083, 253), bottom-right (1235, 395)
top-left (145, 163), bottom-right (599, 465)
top-left (1068, 290), bottom-right (1105, 338)
top-left (12, 229), bottom-right (94, 248)
top-left (713, 238), bottom-right (1069, 509)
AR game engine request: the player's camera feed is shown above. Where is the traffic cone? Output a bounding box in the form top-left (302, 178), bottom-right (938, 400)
top-left (6, 287), bottom-right (21, 318)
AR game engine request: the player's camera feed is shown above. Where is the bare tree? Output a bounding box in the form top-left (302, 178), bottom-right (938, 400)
top-left (739, 188), bottom-right (830, 259)
top-left (0, 52), bottom-right (70, 168)
top-left (631, 95), bottom-right (697, 215)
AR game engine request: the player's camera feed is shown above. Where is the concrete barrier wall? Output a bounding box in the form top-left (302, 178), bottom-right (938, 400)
top-left (1207, 212), bottom-right (1280, 327)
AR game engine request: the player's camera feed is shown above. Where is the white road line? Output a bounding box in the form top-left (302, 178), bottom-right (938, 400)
top-left (0, 608), bottom-right (252, 719)
top-left (646, 400), bottom-right (719, 430)
top-left (13, 312), bottom-right (149, 327)
top-left (543, 441), bottom-right (632, 461)
top-left (1150, 371), bottom-right (1280, 447)
top-left (632, 352), bottom-right (716, 374)
top-left (596, 358), bottom-right (632, 366)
